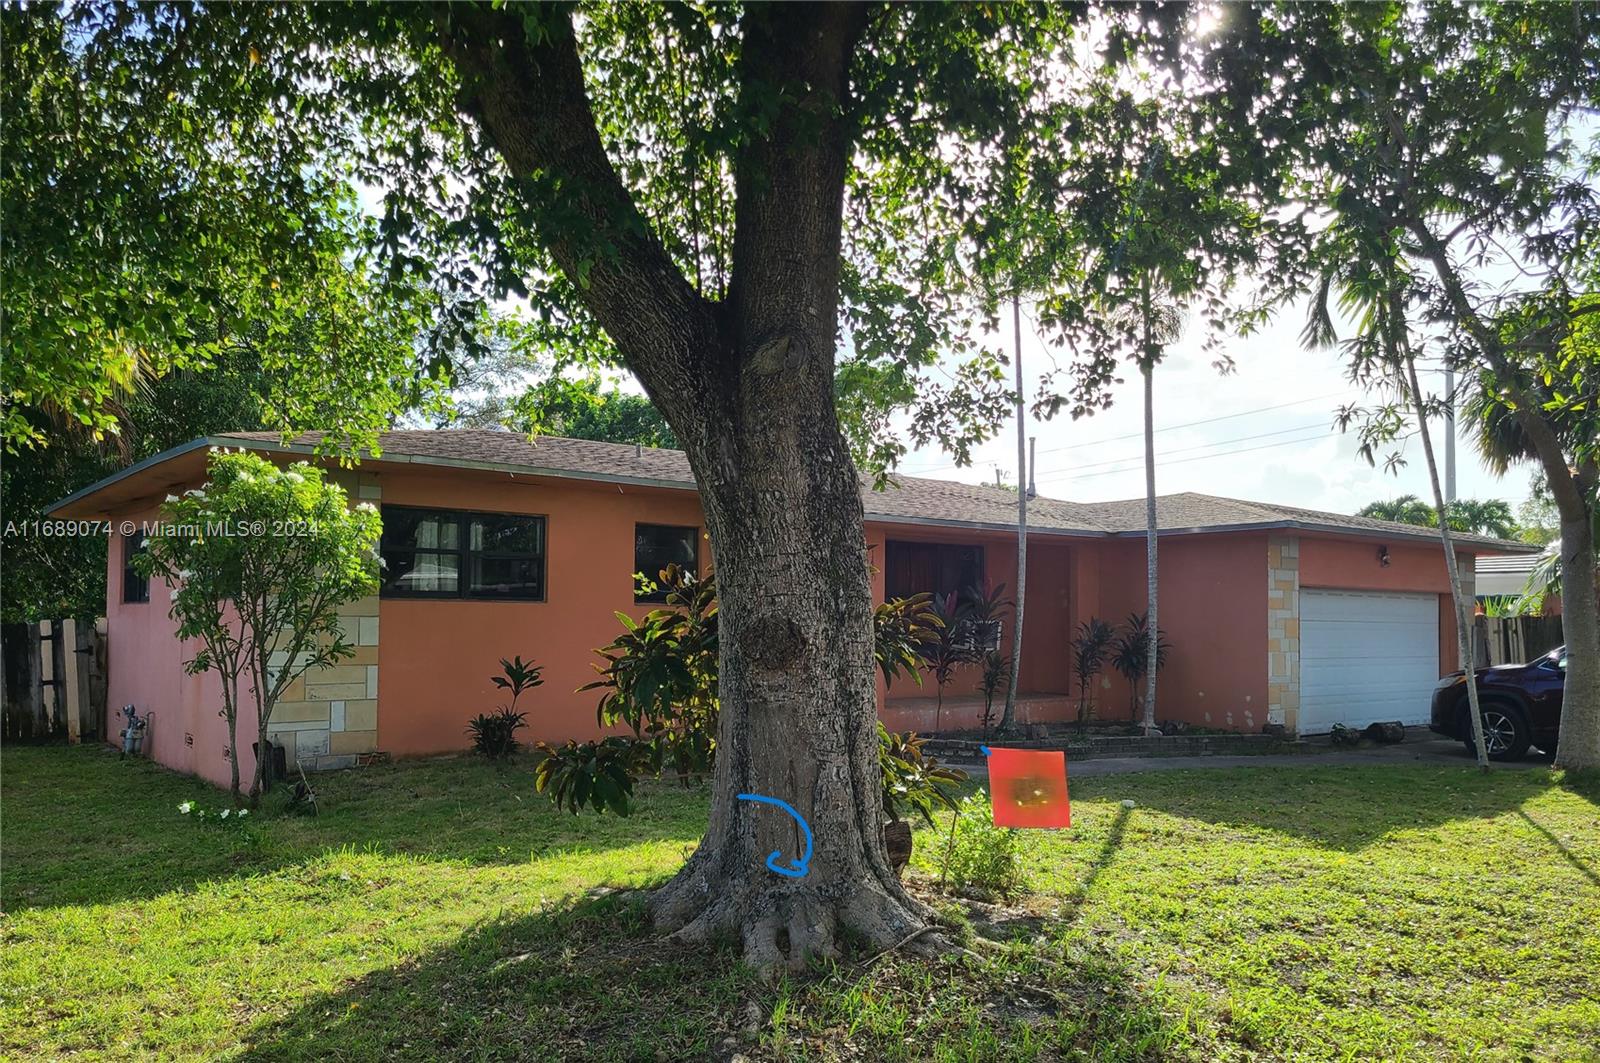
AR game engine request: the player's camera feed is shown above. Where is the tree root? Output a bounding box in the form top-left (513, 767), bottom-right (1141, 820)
top-left (648, 864), bottom-right (962, 979)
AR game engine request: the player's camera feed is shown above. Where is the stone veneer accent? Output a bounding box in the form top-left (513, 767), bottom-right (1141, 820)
top-left (264, 470), bottom-right (381, 771)
top-left (1266, 534), bottom-right (1300, 732)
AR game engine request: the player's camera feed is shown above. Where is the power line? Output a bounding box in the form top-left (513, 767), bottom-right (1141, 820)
top-left (1038, 431), bottom-right (1333, 484)
top-left (899, 391), bottom-right (1345, 476)
top-left (1032, 419), bottom-right (1332, 478)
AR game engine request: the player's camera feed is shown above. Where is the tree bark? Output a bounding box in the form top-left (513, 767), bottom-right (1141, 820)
top-left (1555, 505), bottom-right (1600, 770)
top-left (445, 3), bottom-right (943, 972)
top-left (1403, 353), bottom-right (1489, 770)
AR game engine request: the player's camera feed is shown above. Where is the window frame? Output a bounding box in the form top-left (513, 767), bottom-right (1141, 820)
top-left (633, 522), bottom-right (701, 603)
top-left (379, 505), bottom-right (548, 602)
top-left (122, 530), bottom-right (150, 604)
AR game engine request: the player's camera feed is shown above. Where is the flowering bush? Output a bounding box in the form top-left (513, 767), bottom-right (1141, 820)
top-left (137, 450), bottom-right (381, 805)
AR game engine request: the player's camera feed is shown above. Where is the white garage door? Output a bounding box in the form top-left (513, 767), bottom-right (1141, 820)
top-left (1300, 589), bottom-right (1440, 732)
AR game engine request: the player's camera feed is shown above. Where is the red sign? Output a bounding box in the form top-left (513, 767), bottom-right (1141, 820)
top-left (985, 747), bottom-right (1071, 828)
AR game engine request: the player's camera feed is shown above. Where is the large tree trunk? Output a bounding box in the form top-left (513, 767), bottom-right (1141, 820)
top-left (445, 3), bottom-right (942, 972)
top-left (1554, 510), bottom-right (1600, 770)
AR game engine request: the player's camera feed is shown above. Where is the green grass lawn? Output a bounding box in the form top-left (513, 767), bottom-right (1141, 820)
top-left (4, 745), bottom-right (1598, 1061)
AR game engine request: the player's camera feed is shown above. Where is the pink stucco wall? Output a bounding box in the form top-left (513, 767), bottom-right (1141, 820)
top-left (104, 504), bottom-right (263, 790)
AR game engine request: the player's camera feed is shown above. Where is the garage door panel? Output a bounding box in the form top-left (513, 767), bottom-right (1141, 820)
top-left (1299, 589), bottom-right (1439, 733)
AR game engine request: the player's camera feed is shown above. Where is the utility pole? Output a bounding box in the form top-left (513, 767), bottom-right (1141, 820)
top-left (1000, 295), bottom-right (1028, 732)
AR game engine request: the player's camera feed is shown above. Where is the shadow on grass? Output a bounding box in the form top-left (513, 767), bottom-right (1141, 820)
top-left (234, 889), bottom-right (1200, 1063)
top-left (2, 745), bottom-right (705, 912)
top-left (1516, 809), bottom-right (1600, 888)
top-left (1071, 762), bottom-right (1570, 852)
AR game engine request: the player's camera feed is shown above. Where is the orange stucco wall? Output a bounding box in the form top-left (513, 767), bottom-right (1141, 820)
top-left (377, 469), bottom-right (709, 755)
top-left (1095, 533), bottom-right (1271, 730)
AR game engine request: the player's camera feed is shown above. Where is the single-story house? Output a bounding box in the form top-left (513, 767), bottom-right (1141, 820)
top-left (49, 429), bottom-right (1536, 789)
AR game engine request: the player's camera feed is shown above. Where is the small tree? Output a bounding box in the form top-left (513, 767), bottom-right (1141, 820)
top-left (137, 450), bottom-right (381, 805)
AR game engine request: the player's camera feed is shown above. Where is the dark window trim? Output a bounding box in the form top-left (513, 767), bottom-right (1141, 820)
top-left (633, 522), bottom-right (701, 603)
top-left (379, 504), bottom-right (548, 602)
top-left (122, 531), bottom-right (150, 604)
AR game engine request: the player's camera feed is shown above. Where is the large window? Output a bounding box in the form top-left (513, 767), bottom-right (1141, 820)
top-left (380, 506), bottom-right (546, 600)
top-left (884, 540), bottom-right (984, 603)
top-left (122, 531), bottom-right (149, 604)
top-left (884, 540), bottom-right (999, 651)
top-left (634, 523), bottom-right (700, 602)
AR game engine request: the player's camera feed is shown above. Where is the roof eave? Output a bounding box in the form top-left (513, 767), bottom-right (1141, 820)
top-left (44, 436), bottom-right (217, 516)
top-left (1108, 518), bottom-right (1539, 553)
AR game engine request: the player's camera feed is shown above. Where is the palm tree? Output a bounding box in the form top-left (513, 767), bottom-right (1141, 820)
top-left (1358, 494), bottom-right (1437, 527)
top-left (1126, 278), bottom-right (1185, 734)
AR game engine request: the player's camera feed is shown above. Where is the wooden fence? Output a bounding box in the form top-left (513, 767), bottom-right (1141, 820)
top-left (1472, 614), bottom-right (1565, 668)
top-left (1, 619), bottom-right (107, 743)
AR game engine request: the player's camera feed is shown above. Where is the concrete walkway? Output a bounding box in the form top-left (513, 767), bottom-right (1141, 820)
top-left (956, 735), bottom-right (1555, 778)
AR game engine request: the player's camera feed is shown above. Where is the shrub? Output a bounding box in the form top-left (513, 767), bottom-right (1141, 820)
top-left (879, 724), bottom-right (967, 825)
top-left (534, 736), bottom-right (650, 815)
top-left (1070, 618), bottom-right (1115, 731)
top-left (944, 793), bottom-right (1027, 900)
top-left (467, 707), bottom-right (527, 759)
top-left (1109, 612), bottom-right (1171, 722)
top-left (537, 563), bottom-right (965, 816)
top-left (468, 655), bottom-right (541, 759)
top-left (977, 651), bottom-right (1011, 735)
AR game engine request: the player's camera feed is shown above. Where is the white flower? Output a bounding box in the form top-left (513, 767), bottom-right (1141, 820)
top-left (170, 589), bottom-right (181, 601)
top-left (356, 502), bottom-right (376, 512)
top-left (178, 801), bottom-right (194, 814)
top-left (283, 471), bottom-right (304, 484)
top-left (185, 488), bottom-right (207, 499)
top-left (177, 569), bottom-right (193, 580)
top-left (209, 446), bottom-right (219, 453)
top-left (237, 809), bottom-right (249, 817)
top-left (166, 494), bottom-right (179, 502)
top-left (219, 808), bottom-right (231, 819)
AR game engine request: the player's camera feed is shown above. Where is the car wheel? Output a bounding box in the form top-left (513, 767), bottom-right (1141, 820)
top-left (1464, 703), bottom-right (1531, 761)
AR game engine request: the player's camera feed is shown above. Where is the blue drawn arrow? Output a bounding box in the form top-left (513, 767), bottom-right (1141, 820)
top-left (736, 792), bottom-right (813, 878)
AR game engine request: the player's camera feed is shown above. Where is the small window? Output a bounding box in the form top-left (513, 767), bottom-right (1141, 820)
top-left (634, 523), bottom-right (700, 602)
top-left (380, 506), bottom-right (545, 601)
top-left (122, 531), bottom-right (149, 604)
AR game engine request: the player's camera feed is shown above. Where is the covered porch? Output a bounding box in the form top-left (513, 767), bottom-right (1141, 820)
top-left (867, 522), bottom-right (1101, 732)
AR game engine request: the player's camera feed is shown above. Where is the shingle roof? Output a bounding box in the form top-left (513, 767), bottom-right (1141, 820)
top-left (65, 428), bottom-right (1533, 552)
top-left (1075, 491), bottom-right (1535, 551)
top-left (218, 429), bottom-right (1120, 535)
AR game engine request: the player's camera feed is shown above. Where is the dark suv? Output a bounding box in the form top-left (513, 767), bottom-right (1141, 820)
top-left (1429, 646), bottom-right (1566, 760)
